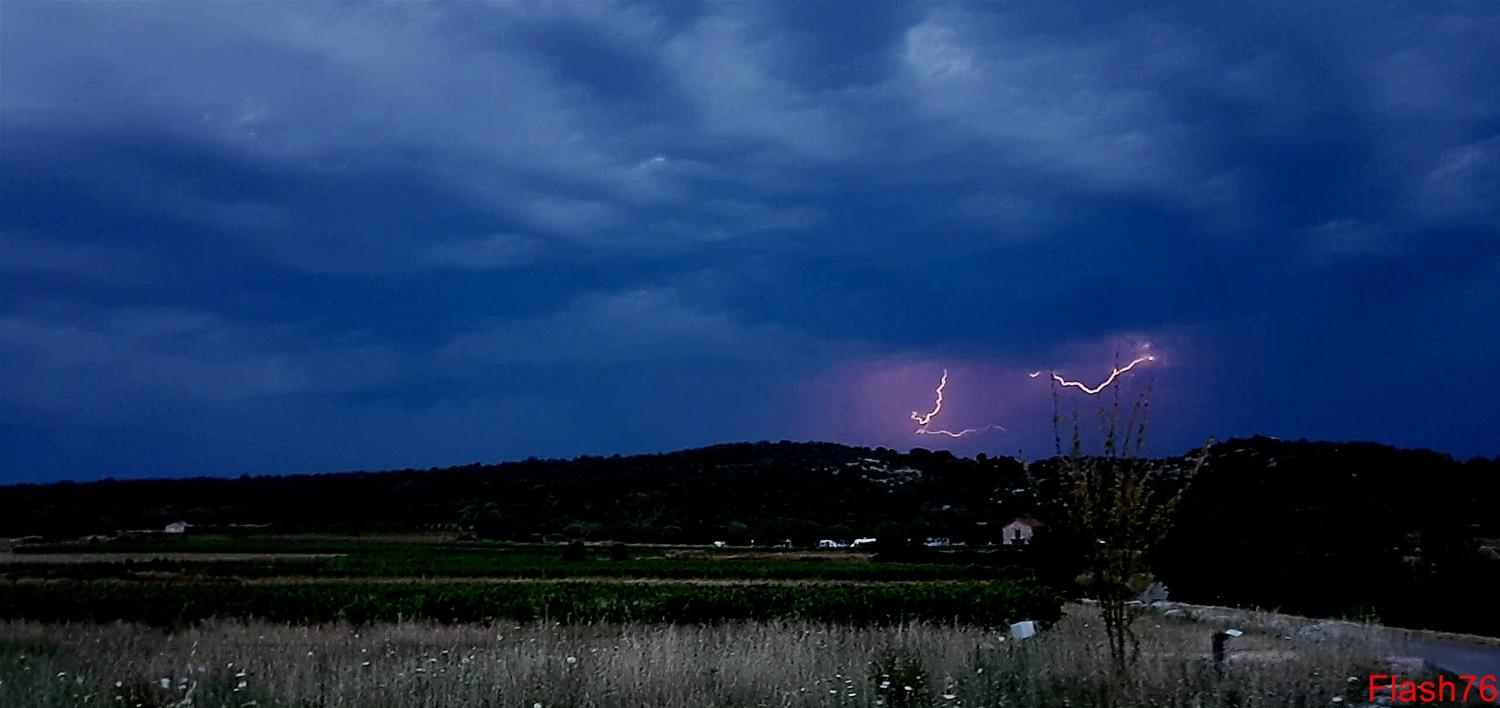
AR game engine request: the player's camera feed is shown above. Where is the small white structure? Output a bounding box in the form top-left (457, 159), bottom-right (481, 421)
top-left (1009, 620), bottom-right (1037, 640)
top-left (712, 541), bottom-right (727, 548)
top-left (818, 539), bottom-right (846, 549)
top-left (164, 521), bottom-right (191, 534)
top-left (924, 537), bottom-right (952, 547)
top-left (1001, 518), bottom-right (1041, 545)
top-left (851, 537), bottom-right (878, 547)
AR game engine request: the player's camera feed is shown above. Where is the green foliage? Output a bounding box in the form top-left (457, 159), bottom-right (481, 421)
top-left (562, 521), bottom-right (604, 540)
top-left (869, 648), bottom-right (933, 708)
top-left (724, 521), bottom-right (751, 545)
top-left (3, 438), bottom-right (1495, 636)
top-left (559, 540), bottom-right (587, 562)
top-left (1048, 375), bottom-right (1208, 675)
top-left (3, 538), bottom-right (1039, 582)
top-left (459, 502), bottom-right (508, 539)
top-left (0, 579), bottom-right (1062, 628)
top-left (1157, 436), bottom-right (1500, 637)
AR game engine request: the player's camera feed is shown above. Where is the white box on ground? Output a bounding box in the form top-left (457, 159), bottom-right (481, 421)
top-left (1009, 620), bottom-right (1036, 640)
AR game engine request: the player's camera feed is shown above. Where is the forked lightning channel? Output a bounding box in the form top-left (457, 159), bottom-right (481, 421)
top-left (1029, 355), bottom-right (1155, 395)
top-left (910, 369), bottom-right (1005, 438)
top-left (912, 353), bottom-right (1156, 440)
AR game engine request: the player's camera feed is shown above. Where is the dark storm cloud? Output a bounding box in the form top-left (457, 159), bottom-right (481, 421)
top-left (2, 2), bottom-right (1496, 481)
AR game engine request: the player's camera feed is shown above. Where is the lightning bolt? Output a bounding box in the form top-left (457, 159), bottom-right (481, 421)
top-left (910, 369), bottom-right (1005, 438)
top-left (910, 369), bottom-right (947, 425)
top-left (1042, 355), bottom-right (1155, 395)
top-left (916, 424), bottom-right (1008, 438)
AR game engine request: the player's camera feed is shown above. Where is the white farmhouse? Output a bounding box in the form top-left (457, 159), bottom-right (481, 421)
top-left (1001, 518), bottom-right (1041, 545)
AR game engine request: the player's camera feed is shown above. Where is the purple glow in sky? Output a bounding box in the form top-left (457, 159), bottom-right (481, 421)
top-left (2, 2), bottom-right (1496, 482)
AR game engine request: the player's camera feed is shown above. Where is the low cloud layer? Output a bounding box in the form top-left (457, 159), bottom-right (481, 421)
top-left (2, 2), bottom-right (1497, 480)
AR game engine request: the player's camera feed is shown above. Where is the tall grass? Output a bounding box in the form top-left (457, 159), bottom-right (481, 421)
top-left (0, 608), bottom-right (1394, 707)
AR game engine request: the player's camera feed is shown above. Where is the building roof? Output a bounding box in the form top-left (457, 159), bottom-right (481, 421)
top-left (1006, 517), bottom-right (1042, 528)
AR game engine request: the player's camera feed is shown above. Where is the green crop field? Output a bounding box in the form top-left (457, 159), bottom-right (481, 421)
top-left (0, 578), bottom-right (1061, 627)
top-left (4, 536), bottom-right (1038, 582)
top-left (1, 535), bottom-right (1061, 628)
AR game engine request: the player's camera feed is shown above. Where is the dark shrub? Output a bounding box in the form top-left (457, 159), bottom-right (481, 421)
top-left (559, 540), bottom-right (587, 562)
top-left (871, 537), bottom-right (934, 563)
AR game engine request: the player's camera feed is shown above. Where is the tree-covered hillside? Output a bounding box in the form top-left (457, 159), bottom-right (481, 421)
top-left (4, 437), bottom-right (1497, 635)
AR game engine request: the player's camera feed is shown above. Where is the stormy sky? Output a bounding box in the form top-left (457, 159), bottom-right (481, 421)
top-left (2, 2), bottom-right (1497, 482)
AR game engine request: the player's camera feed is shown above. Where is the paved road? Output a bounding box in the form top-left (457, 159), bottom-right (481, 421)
top-left (1401, 638), bottom-right (1500, 703)
top-left (1405, 638), bottom-right (1500, 674)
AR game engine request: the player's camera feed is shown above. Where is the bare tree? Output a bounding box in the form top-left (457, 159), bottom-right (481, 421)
top-left (1049, 360), bottom-right (1210, 676)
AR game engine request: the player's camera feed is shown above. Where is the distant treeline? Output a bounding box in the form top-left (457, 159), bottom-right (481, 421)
top-left (3, 437), bottom-right (1497, 635)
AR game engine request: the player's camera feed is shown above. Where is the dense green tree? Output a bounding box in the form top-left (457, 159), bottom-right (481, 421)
top-left (725, 521), bottom-right (751, 545)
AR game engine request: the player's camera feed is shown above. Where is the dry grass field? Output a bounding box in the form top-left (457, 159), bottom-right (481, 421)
top-left (0, 605), bottom-right (1403, 707)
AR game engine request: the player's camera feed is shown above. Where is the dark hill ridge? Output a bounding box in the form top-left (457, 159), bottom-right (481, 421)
top-left (3, 436), bottom-right (1497, 636)
top-left (2, 436), bottom-right (1494, 541)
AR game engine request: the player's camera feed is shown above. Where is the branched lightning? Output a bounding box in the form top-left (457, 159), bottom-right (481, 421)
top-left (1044, 355), bottom-right (1155, 395)
top-left (904, 350), bottom-right (1157, 440)
top-left (910, 369), bottom-right (1004, 438)
top-left (910, 369), bottom-right (947, 425)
